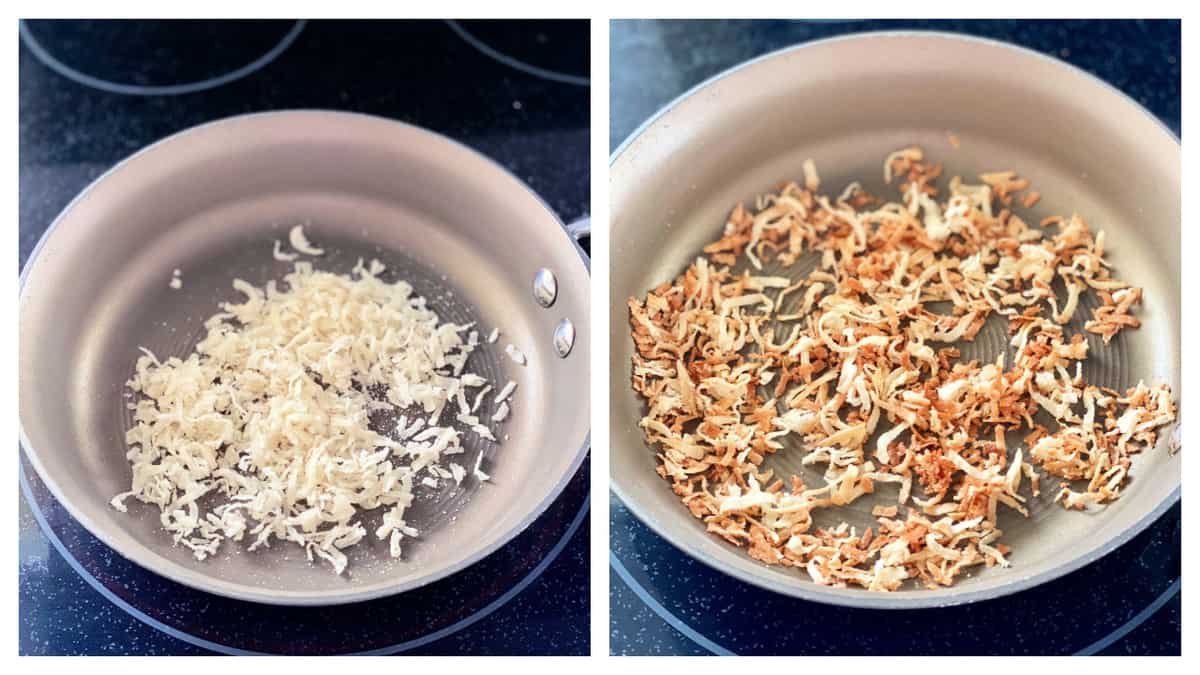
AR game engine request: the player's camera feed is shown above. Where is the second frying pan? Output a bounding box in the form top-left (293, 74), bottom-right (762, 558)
top-left (610, 32), bottom-right (1180, 608)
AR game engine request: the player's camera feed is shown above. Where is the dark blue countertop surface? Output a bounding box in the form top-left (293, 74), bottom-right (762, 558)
top-left (19, 19), bottom-right (590, 656)
top-left (609, 18), bottom-right (1180, 656)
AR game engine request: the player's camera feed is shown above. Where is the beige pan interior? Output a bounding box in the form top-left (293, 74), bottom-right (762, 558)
top-left (20, 111), bottom-right (590, 606)
top-left (610, 33), bottom-right (1180, 608)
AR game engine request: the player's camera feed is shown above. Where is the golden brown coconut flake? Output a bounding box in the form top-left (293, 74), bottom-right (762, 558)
top-left (628, 147), bottom-right (1176, 592)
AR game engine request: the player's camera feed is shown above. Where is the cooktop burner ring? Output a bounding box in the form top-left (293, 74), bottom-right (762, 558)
top-left (609, 497), bottom-right (1179, 655)
top-left (445, 20), bottom-right (589, 87)
top-left (21, 452), bottom-right (589, 655)
top-left (18, 19), bottom-right (306, 96)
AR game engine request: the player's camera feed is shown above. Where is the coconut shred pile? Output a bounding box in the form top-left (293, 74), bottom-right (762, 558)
top-left (112, 254), bottom-right (516, 574)
top-left (628, 147), bottom-right (1177, 592)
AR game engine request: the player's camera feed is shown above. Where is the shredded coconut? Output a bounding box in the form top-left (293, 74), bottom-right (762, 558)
top-left (113, 258), bottom-right (517, 573)
top-left (473, 452), bottom-right (491, 482)
top-left (288, 224), bottom-right (325, 256)
top-left (471, 384), bottom-right (493, 413)
top-left (272, 240), bottom-right (299, 262)
top-left (505, 344), bottom-right (527, 366)
top-left (471, 424), bottom-right (497, 441)
top-left (494, 380), bottom-right (517, 405)
top-left (492, 401), bottom-right (510, 422)
top-left (629, 147), bottom-right (1176, 592)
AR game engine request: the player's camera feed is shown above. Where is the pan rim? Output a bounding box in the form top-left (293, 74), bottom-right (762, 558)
top-left (19, 109), bottom-right (591, 606)
top-left (609, 29), bottom-right (1181, 163)
top-left (608, 29), bottom-right (1180, 609)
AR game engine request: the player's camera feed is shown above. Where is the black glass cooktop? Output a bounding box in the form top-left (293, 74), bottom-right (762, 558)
top-left (609, 18), bottom-right (1180, 656)
top-left (19, 18), bottom-right (590, 656)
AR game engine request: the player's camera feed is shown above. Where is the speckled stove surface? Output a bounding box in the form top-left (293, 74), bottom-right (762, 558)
top-left (609, 19), bottom-right (1180, 656)
top-left (19, 18), bottom-right (590, 656)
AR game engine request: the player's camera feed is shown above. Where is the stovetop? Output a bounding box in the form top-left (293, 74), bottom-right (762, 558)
top-left (609, 19), bottom-right (1180, 656)
top-left (18, 18), bottom-right (590, 656)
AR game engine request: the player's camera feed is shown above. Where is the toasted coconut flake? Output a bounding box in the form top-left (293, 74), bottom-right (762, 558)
top-left (628, 146), bottom-right (1175, 592)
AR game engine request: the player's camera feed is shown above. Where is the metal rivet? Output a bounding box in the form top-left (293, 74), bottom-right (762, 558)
top-left (553, 318), bottom-right (575, 358)
top-left (532, 268), bottom-right (558, 308)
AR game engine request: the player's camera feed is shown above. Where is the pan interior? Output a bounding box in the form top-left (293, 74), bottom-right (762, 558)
top-left (53, 194), bottom-right (546, 591)
top-left (610, 35), bottom-right (1180, 604)
top-left (20, 112), bottom-right (591, 601)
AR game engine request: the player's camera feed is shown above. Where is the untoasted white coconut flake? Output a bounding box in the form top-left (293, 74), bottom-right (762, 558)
top-left (288, 224), bottom-right (325, 256)
top-left (505, 344), bottom-right (527, 366)
top-left (109, 491), bottom-right (134, 513)
top-left (491, 401), bottom-right (510, 422)
top-left (136, 346), bottom-right (161, 365)
top-left (494, 380), bottom-right (517, 405)
top-left (461, 374), bottom-right (487, 387)
top-left (473, 453), bottom-right (490, 482)
top-left (487, 327), bottom-right (500, 343)
top-left (471, 385), bottom-right (493, 413)
top-left (455, 381), bottom-right (471, 416)
top-left (169, 277), bottom-right (182, 290)
top-left (272, 240), bottom-right (299, 262)
top-left (449, 462), bottom-right (466, 484)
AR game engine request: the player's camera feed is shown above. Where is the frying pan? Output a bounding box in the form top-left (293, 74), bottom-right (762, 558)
top-left (19, 110), bottom-right (590, 606)
top-left (610, 32), bottom-right (1180, 608)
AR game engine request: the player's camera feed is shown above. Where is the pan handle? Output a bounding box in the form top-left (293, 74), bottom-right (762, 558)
top-left (564, 217), bottom-right (590, 240)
